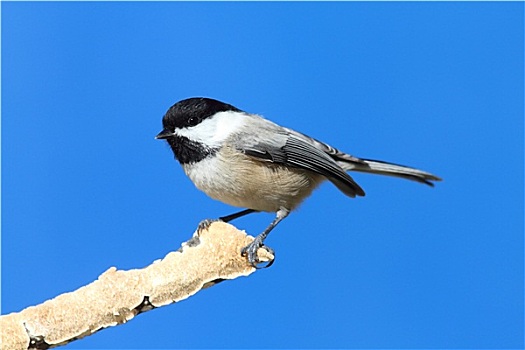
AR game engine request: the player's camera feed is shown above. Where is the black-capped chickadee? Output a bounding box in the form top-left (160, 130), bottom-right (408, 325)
top-left (156, 97), bottom-right (441, 267)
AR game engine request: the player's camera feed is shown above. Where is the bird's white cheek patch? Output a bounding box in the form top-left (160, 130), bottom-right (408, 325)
top-left (176, 111), bottom-right (247, 148)
top-left (213, 111), bottom-right (246, 141)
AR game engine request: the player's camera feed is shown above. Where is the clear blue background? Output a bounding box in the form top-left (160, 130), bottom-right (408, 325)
top-left (2, 2), bottom-right (523, 349)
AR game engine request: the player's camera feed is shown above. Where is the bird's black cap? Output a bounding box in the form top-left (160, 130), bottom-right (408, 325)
top-left (156, 97), bottom-right (242, 139)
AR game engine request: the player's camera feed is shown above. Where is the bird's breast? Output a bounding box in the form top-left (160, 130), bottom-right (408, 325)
top-left (182, 146), bottom-right (323, 212)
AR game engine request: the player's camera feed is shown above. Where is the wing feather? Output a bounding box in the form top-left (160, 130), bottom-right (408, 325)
top-left (241, 133), bottom-right (365, 197)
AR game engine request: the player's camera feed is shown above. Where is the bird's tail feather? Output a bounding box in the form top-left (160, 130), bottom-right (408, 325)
top-left (340, 158), bottom-right (442, 187)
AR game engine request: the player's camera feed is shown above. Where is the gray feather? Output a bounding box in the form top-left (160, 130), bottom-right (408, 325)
top-left (235, 114), bottom-right (440, 196)
top-left (240, 132), bottom-right (364, 197)
top-left (284, 128), bottom-right (441, 186)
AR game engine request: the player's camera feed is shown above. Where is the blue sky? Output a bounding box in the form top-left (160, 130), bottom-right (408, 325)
top-left (2, 2), bottom-right (523, 349)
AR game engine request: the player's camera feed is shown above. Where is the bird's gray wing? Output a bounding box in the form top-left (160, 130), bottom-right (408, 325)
top-left (240, 132), bottom-right (365, 198)
top-left (285, 128), bottom-right (366, 165)
top-left (286, 129), bottom-right (441, 186)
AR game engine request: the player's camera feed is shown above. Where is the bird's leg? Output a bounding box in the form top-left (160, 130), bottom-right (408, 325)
top-left (220, 209), bottom-right (257, 222)
top-left (197, 209), bottom-right (257, 233)
top-left (241, 207), bottom-right (290, 268)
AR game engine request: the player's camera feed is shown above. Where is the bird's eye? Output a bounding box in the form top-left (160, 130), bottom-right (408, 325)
top-left (187, 116), bottom-right (199, 126)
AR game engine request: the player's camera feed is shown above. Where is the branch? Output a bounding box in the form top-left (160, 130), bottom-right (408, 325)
top-left (0, 222), bottom-right (272, 350)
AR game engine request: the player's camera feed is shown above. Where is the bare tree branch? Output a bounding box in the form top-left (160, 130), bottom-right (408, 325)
top-left (0, 222), bottom-right (272, 349)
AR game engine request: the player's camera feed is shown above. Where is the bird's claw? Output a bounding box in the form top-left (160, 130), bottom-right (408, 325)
top-left (197, 218), bottom-right (220, 233)
top-left (241, 237), bottom-right (275, 269)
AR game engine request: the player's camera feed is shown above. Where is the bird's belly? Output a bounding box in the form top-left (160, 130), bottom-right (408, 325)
top-left (182, 153), bottom-right (323, 212)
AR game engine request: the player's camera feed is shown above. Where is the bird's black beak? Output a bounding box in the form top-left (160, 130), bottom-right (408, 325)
top-left (155, 129), bottom-right (173, 140)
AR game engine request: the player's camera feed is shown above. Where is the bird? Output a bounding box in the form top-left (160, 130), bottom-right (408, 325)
top-left (156, 97), bottom-right (441, 267)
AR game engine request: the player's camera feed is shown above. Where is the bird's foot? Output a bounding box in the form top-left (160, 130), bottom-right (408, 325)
top-left (197, 218), bottom-right (221, 233)
top-left (241, 235), bottom-right (275, 269)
